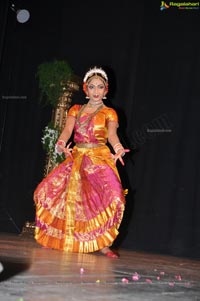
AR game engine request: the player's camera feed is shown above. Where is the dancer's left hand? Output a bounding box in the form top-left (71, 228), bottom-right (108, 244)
top-left (112, 148), bottom-right (130, 166)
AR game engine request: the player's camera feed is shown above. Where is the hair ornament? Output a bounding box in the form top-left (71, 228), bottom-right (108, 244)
top-left (83, 66), bottom-right (108, 83)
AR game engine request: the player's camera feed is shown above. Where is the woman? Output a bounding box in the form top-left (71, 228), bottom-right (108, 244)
top-left (34, 66), bottom-right (130, 258)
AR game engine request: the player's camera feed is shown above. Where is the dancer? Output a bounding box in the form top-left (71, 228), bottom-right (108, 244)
top-left (34, 66), bottom-right (130, 258)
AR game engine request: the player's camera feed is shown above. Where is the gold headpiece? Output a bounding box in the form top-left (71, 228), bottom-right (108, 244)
top-left (83, 66), bottom-right (108, 83)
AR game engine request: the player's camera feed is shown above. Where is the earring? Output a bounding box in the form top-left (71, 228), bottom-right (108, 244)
top-left (85, 96), bottom-right (90, 99)
top-left (103, 96), bottom-right (107, 99)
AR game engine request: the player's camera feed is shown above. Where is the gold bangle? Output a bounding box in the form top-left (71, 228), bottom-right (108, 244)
top-left (113, 142), bottom-right (122, 149)
top-left (115, 147), bottom-right (124, 153)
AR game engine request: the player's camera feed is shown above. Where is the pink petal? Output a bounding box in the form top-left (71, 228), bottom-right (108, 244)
top-left (132, 272), bottom-right (140, 281)
top-left (122, 278), bottom-right (129, 283)
top-left (175, 275), bottom-right (182, 281)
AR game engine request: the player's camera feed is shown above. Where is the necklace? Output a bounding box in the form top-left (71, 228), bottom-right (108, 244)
top-left (76, 104), bottom-right (104, 127)
top-left (87, 101), bottom-right (103, 108)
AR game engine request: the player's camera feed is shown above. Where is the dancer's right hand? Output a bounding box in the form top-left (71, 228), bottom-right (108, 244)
top-left (55, 140), bottom-right (65, 154)
top-left (63, 142), bottom-right (73, 160)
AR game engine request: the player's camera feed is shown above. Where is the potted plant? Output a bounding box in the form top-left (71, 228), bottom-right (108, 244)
top-left (36, 59), bottom-right (79, 170)
top-left (36, 59), bottom-right (73, 107)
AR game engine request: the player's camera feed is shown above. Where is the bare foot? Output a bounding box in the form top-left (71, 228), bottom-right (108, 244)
top-left (100, 247), bottom-right (119, 258)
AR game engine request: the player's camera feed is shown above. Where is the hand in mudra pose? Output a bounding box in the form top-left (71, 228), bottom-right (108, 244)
top-left (112, 148), bottom-right (130, 166)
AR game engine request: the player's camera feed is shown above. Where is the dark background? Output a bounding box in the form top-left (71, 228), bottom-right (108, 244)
top-left (0, 0), bottom-right (200, 258)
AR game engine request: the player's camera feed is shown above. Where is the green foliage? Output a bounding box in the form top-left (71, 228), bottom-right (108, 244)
top-left (36, 60), bottom-right (73, 107)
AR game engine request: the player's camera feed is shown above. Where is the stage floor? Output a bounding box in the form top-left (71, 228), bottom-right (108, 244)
top-left (0, 233), bottom-right (200, 301)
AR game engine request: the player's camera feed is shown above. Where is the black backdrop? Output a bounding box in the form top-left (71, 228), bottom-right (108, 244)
top-left (0, 0), bottom-right (200, 258)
